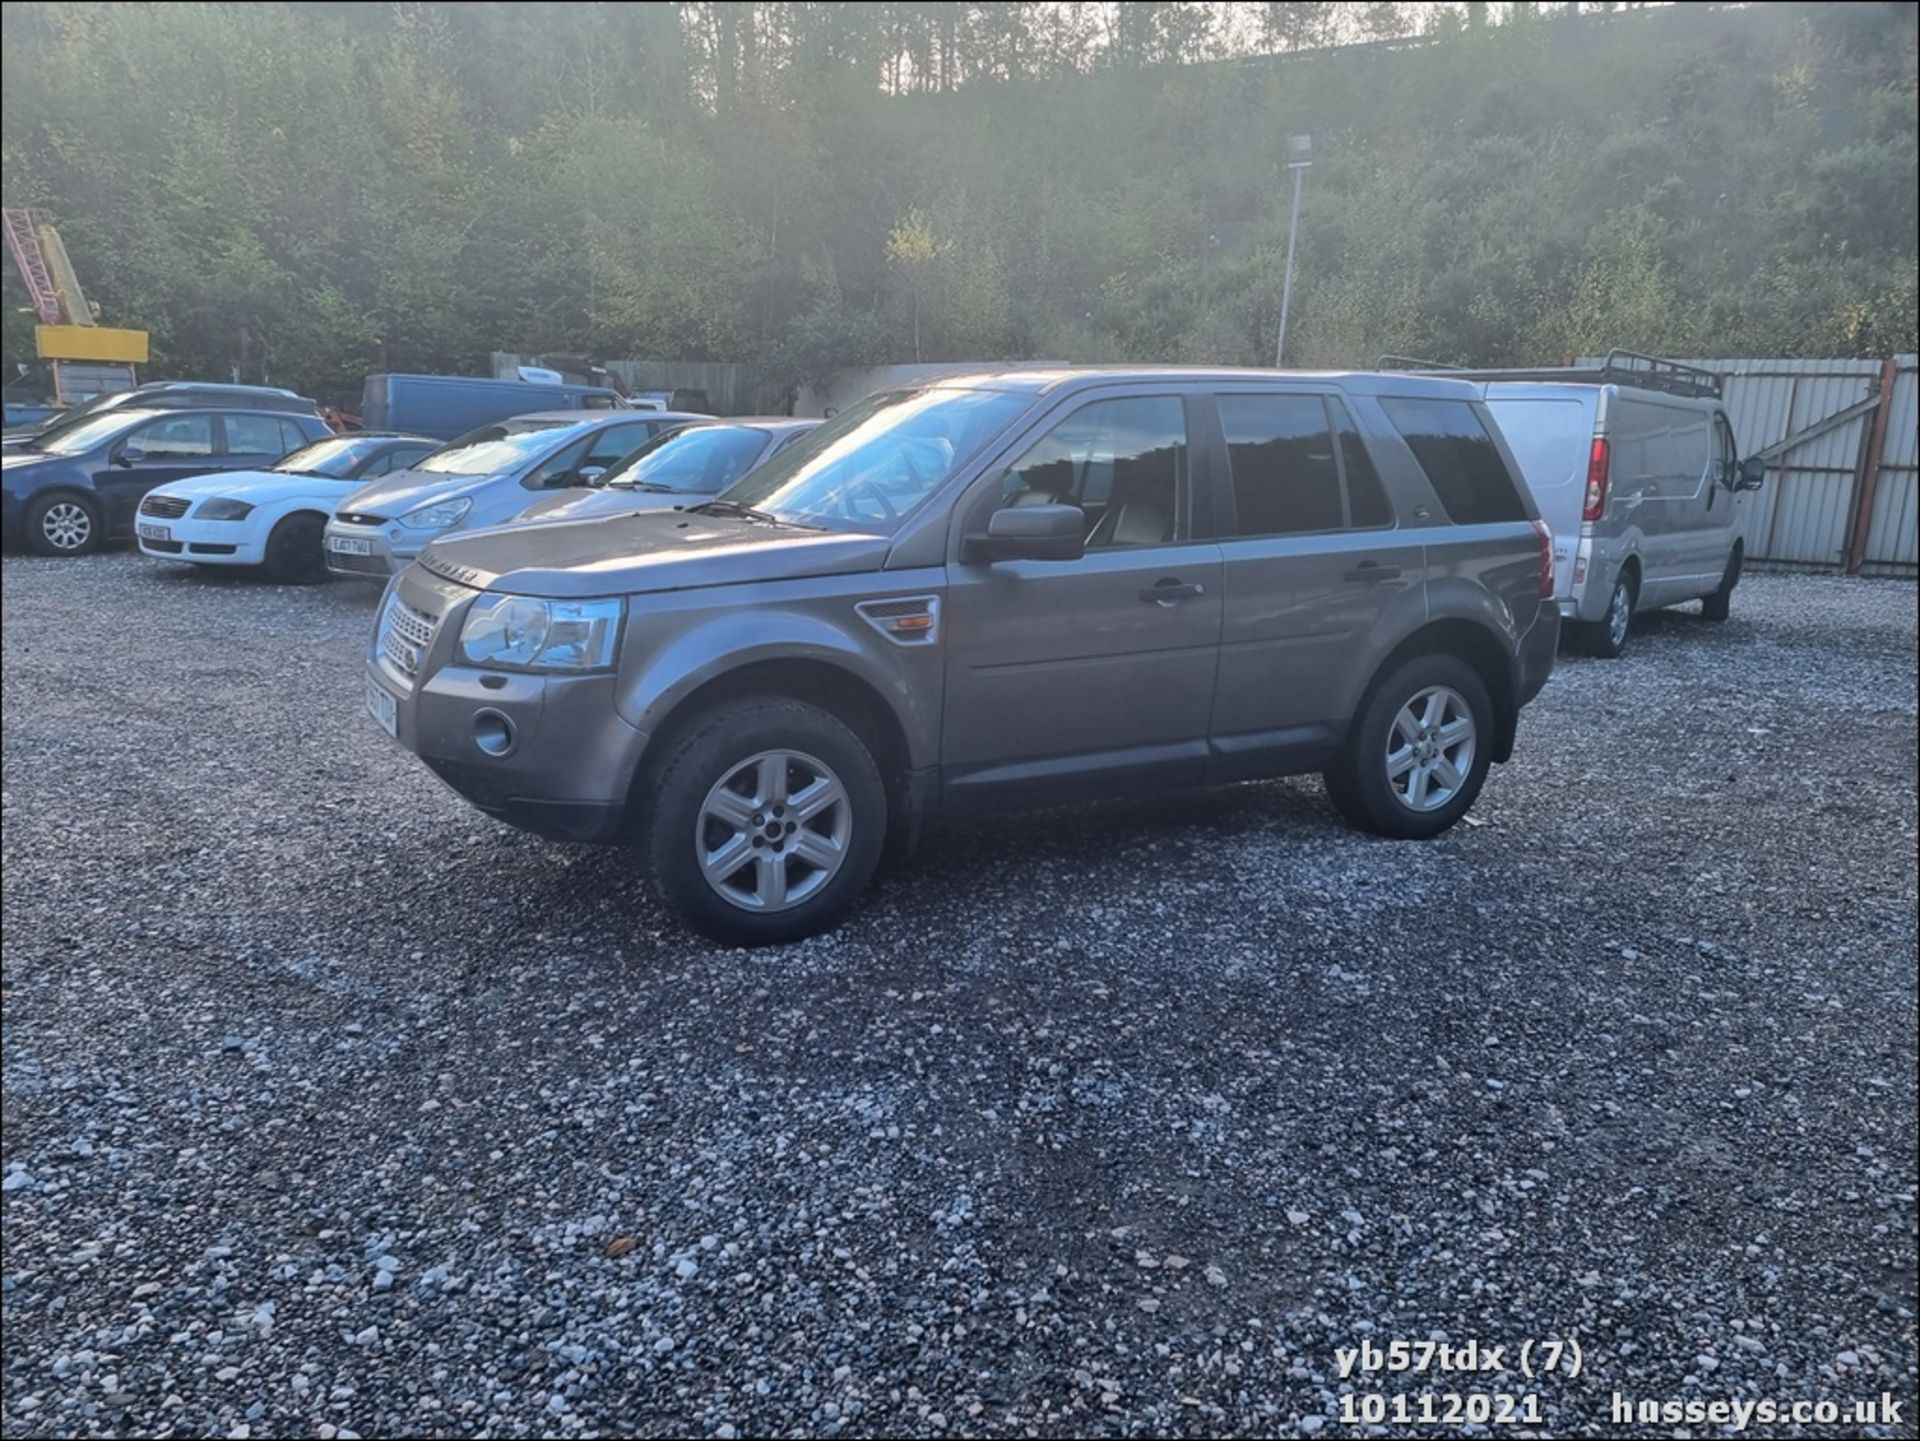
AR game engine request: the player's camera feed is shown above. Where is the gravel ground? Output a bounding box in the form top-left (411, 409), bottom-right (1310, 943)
top-left (2, 552), bottom-right (1915, 1440)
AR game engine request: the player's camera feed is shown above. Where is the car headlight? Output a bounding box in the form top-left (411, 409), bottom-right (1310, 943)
top-left (197, 498), bottom-right (254, 521)
top-left (457, 594), bottom-right (623, 671)
top-left (398, 496), bottom-right (472, 530)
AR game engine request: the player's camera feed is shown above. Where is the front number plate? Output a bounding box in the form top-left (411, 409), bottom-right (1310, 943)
top-left (137, 523), bottom-right (171, 543)
top-left (366, 678), bottom-right (399, 739)
top-left (328, 535), bottom-right (374, 556)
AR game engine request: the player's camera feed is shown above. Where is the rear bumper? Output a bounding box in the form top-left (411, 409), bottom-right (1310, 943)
top-left (1517, 604), bottom-right (1559, 708)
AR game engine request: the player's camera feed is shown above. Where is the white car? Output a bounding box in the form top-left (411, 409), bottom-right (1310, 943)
top-left (135, 433), bottom-right (437, 583)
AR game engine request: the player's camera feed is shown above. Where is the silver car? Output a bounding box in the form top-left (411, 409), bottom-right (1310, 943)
top-left (366, 368), bottom-right (1559, 945)
top-left (1404, 353), bottom-right (1765, 657)
top-left (514, 418), bottom-right (820, 526)
top-left (323, 411), bottom-right (705, 578)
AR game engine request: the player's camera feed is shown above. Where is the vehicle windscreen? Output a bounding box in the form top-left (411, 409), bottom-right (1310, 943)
top-left (414, 420), bottom-right (576, 476)
top-left (272, 436), bottom-right (386, 478)
top-left (15, 391), bottom-right (138, 447)
top-left (718, 387), bottom-right (1032, 532)
top-left (605, 425), bottom-right (769, 495)
top-left (33, 409), bottom-right (155, 456)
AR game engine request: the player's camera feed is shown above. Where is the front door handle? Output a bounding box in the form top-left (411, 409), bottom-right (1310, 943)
top-left (1139, 579), bottom-right (1205, 605)
top-left (1342, 562), bottom-right (1402, 584)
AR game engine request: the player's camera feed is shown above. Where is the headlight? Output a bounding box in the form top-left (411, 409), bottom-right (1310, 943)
top-left (197, 498), bottom-right (254, 521)
top-left (398, 496), bottom-right (472, 530)
top-left (457, 595), bottom-right (623, 671)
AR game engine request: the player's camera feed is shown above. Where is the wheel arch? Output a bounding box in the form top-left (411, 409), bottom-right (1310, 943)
top-left (1355, 617), bottom-right (1521, 764)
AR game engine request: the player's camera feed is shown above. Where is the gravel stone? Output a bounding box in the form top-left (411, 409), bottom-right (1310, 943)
top-left (2, 554), bottom-right (1915, 1437)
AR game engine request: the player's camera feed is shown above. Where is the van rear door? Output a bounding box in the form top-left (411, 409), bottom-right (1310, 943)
top-left (1481, 385), bottom-right (1595, 602)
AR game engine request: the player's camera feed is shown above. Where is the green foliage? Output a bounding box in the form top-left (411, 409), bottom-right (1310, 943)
top-left (2, 0), bottom-right (1913, 402)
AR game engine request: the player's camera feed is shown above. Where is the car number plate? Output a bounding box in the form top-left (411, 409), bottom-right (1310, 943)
top-left (329, 535), bottom-right (374, 556)
top-left (366, 678), bottom-right (399, 739)
top-left (137, 523), bottom-right (171, 542)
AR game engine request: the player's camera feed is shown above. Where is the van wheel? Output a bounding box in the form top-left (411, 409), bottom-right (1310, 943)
top-left (645, 697), bottom-right (887, 945)
top-left (1323, 654), bottom-right (1494, 840)
top-left (25, 492), bottom-right (103, 557)
top-left (1579, 572), bottom-right (1635, 659)
top-left (1700, 545), bottom-right (1741, 622)
top-left (263, 512), bottom-right (330, 584)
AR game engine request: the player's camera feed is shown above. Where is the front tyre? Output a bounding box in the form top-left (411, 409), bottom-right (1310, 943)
top-left (1323, 654), bottom-right (1494, 840)
top-left (263, 511), bottom-right (330, 584)
top-left (25, 492), bottom-right (103, 557)
top-left (1700, 544), bottom-right (1741, 622)
top-left (646, 698), bottom-right (887, 945)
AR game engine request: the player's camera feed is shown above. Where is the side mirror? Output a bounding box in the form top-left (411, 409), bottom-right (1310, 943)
top-left (964, 502), bottom-right (1086, 563)
top-left (1737, 455), bottom-right (1766, 491)
top-left (113, 446), bottom-right (144, 467)
top-left (577, 465), bottom-right (608, 487)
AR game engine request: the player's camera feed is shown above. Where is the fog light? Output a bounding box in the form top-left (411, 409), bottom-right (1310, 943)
top-left (472, 709), bottom-right (515, 757)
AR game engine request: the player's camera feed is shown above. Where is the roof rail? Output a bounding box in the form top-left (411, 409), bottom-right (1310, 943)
top-left (1374, 349), bottom-right (1721, 399)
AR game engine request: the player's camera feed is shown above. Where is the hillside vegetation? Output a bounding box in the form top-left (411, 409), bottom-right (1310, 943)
top-left (2, 1), bottom-right (1914, 398)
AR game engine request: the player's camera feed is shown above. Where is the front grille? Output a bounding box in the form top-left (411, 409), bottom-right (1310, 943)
top-left (378, 593), bottom-right (440, 676)
top-left (140, 495), bottom-right (192, 519)
top-left (335, 510), bottom-right (386, 526)
top-left (188, 543), bottom-right (237, 556)
top-left (143, 539), bottom-right (184, 554)
top-left (389, 600), bottom-right (436, 649)
top-left (328, 548), bottom-right (390, 576)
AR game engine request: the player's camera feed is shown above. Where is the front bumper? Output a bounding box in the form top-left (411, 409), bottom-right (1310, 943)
top-left (366, 569), bottom-right (651, 843)
top-left (325, 515), bottom-right (426, 580)
top-left (135, 513), bottom-right (266, 566)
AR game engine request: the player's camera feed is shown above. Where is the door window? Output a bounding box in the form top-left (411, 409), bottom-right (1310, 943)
top-left (584, 423), bottom-right (653, 467)
top-left (223, 413), bottom-right (290, 456)
top-left (1712, 415), bottom-right (1737, 487)
top-left (1218, 394), bottom-right (1342, 535)
top-left (129, 413), bottom-right (214, 458)
top-left (997, 396), bottom-right (1188, 548)
top-left (1332, 398), bottom-right (1393, 528)
top-left (278, 419), bottom-right (311, 453)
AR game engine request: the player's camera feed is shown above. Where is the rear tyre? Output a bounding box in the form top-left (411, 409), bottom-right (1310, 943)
top-left (1700, 544), bottom-right (1741, 622)
top-left (1579, 572), bottom-right (1635, 659)
top-left (645, 697), bottom-right (887, 945)
top-left (25, 491), bottom-right (103, 557)
top-left (1322, 653), bottom-right (1494, 840)
top-left (263, 511), bottom-right (330, 584)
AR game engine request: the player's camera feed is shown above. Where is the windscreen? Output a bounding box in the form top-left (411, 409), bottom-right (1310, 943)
top-left (272, 436), bottom-right (385, 477)
top-left (605, 425), bottom-right (769, 494)
top-left (33, 409), bottom-right (155, 456)
top-left (415, 419), bottom-right (575, 475)
top-left (719, 387), bottom-right (1032, 532)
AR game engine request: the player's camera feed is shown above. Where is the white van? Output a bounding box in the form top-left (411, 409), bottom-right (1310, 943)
top-left (1392, 354), bottom-right (1765, 657)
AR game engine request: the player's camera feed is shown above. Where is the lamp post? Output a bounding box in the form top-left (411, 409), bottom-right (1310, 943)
top-left (1275, 133), bottom-right (1312, 368)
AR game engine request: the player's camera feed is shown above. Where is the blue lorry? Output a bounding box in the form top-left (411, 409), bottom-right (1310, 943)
top-left (360, 374), bottom-right (631, 439)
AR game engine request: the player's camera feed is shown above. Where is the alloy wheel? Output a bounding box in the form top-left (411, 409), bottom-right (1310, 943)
top-left (695, 748), bottom-right (852, 912)
top-left (1385, 685), bottom-right (1476, 813)
top-left (41, 502), bottom-right (92, 552)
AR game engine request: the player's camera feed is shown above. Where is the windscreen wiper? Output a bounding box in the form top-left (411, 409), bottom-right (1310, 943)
top-left (690, 497), bottom-right (782, 523)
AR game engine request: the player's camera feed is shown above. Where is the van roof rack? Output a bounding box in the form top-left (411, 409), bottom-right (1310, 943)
top-left (1374, 348), bottom-right (1721, 399)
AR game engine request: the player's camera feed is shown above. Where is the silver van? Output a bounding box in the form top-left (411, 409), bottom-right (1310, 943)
top-left (1391, 354), bottom-right (1765, 657)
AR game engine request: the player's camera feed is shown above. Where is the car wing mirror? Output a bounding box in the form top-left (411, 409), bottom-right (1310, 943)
top-left (577, 465), bottom-right (608, 487)
top-left (964, 502), bottom-right (1086, 563)
top-left (1736, 455), bottom-right (1766, 491)
top-left (113, 446), bottom-right (144, 467)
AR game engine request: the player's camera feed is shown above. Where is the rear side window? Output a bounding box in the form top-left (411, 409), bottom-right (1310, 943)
top-left (1219, 394), bottom-right (1342, 534)
top-left (1380, 397), bottom-right (1527, 524)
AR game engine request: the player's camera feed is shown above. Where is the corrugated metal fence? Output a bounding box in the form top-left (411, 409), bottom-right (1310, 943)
top-left (1580, 354), bottom-right (1918, 576)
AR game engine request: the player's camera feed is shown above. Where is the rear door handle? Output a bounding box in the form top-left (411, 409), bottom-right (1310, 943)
top-left (1342, 562), bottom-right (1402, 584)
top-left (1139, 579), bottom-right (1205, 604)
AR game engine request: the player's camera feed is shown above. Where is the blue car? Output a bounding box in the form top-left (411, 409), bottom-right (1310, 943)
top-left (1, 406), bottom-right (334, 556)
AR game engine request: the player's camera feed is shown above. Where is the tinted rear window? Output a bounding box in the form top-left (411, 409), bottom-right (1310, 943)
top-left (1380, 397), bottom-right (1527, 525)
top-left (1218, 394), bottom-right (1342, 535)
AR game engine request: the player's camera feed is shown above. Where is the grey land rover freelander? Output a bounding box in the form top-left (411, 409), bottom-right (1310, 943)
top-left (366, 368), bottom-right (1559, 944)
